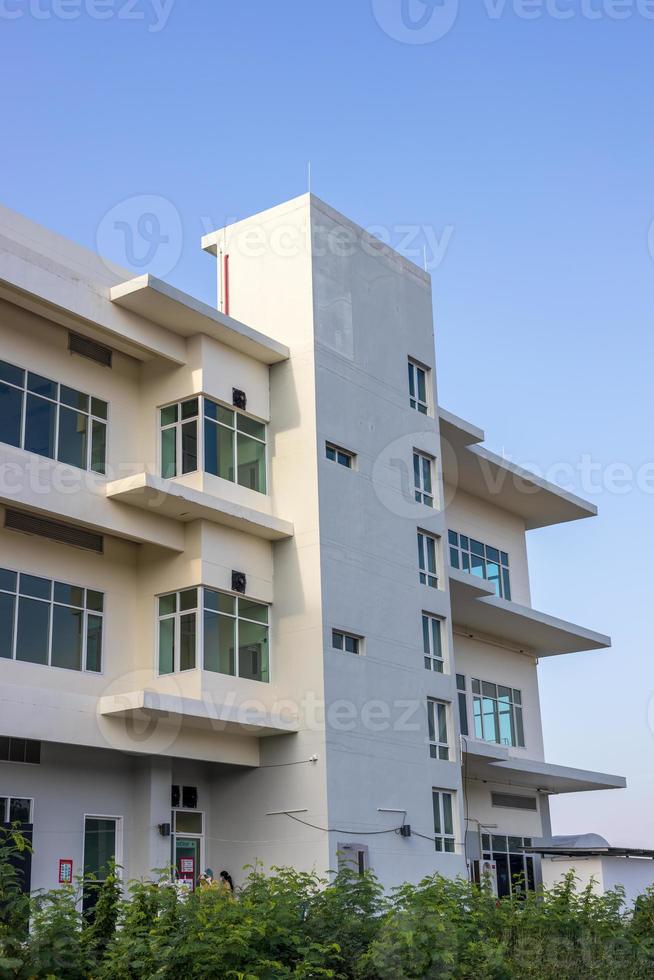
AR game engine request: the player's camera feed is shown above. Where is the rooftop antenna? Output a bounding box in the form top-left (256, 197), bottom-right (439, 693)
top-left (423, 245), bottom-right (428, 271)
top-left (307, 160), bottom-right (312, 194)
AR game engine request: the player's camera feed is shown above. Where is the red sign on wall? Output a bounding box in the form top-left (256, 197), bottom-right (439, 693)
top-left (58, 859), bottom-right (73, 884)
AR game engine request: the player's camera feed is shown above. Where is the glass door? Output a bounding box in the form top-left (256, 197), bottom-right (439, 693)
top-left (83, 816), bottom-right (119, 918)
top-left (172, 809), bottom-right (203, 891)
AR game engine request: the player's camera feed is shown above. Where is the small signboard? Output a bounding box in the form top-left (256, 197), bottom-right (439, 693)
top-left (179, 857), bottom-right (194, 875)
top-left (58, 859), bottom-right (73, 884)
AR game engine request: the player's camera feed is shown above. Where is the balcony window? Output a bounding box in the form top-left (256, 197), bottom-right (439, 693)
top-left (413, 451), bottom-right (434, 506)
top-left (427, 699), bottom-right (450, 760)
top-left (422, 613), bottom-right (444, 672)
top-left (159, 396), bottom-right (267, 494)
top-left (417, 531), bottom-right (438, 588)
top-left (432, 789), bottom-right (455, 852)
top-left (158, 587), bottom-right (270, 682)
top-left (472, 678), bottom-right (525, 748)
top-left (0, 568), bottom-right (103, 672)
top-left (0, 359), bottom-right (107, 473)
top-left (408, 359), bottom-right (429, 414)
top-left (448, 530), bottom-right (511, 600)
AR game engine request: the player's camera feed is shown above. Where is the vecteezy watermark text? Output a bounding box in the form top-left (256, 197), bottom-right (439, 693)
top-left (0, 0), bottom-right (175, 32)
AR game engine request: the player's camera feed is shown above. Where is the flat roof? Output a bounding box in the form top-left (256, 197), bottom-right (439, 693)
top-left (449, 567), bottom-right (611, 657)
top-left (110, 275), bottom-right (289, 365)
top-left (439, 407), bottom-right (597, 529)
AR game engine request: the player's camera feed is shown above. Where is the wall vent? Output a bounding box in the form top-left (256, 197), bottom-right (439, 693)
top-left (491, 792), bottom-right (538, 811)
top-left (4, 509), bottom-right (104, 554)
top-left (0, 737), bottom-right (41, 765)
top-left (68, 331), bottom-right (113, 368)
top-left (232, 570), bottom-right (247, 594)
top-left (232, 388), bottom-right (247, 410)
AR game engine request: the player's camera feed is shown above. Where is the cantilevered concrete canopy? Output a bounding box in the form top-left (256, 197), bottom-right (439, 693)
top-left (463, 744), bottom-right (626, 794)
top-left (439, 407), bottom-right (597, 529)
top-left (110, 275), bottom-right (289, 365)
top-left (106, 472), bottom-right (294, 542)
top-left (99, 690), bottom-right (299, 739)
top-left (449, 568), bottom-right (611, 657)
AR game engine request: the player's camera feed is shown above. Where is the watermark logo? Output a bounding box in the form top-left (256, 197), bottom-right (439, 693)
top-left (372, 0), bottom-right (460, 43)
top-left (96, 194), bottom-right (183, 279)
top-left (0, 0), bottom-right (175, 31)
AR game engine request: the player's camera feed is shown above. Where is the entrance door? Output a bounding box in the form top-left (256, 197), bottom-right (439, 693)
top-left (83, 816), bottom-right (120, 918)
top-left (171, 809), bottom-right (203, 891)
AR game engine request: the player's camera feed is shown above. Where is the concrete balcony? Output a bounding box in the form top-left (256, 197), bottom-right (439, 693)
top-left (462, 739), bottom-right (625, 794)
top-left (448, 567), bottom-right (611, 658)
top-left (439, 407), bottom-right (597, 529)
top-left (105, 471), bottom-right (294, 542)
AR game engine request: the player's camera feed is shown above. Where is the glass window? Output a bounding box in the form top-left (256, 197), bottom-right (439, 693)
top-left (332, 630), bottom-right (361, 655)
top-left (432, 789), bottom-right (455, 852)
top-left (160, 587), bottom-right (270, 682)
top-left (448, 530), bottom-right (511, 599)
top-left (326, 443), bottom-right (354, 468)
top-left (456, 674), bottom-right (469, 737)
top-left (8, 798), bottom-right (32, 824)
top-left (174, 810), bottom-right (203, 834)
top-left (162, 396), bottom-right (267, 493)
top-left (472, 677), bottom-right (525, 747)
top-left (427, 700), bottom-right (450, 760)
top-left (481, 834), bottom-right (536, 898)
top-left (0, 569), bottom-right (103, 672)
top-left (0, 359), bottom-right (107, 472)
top-left (413, 452), bottom-right (434, 506)
top-left (418, 531), bottom-right (438, 588)
top-left (422, 614), bottom-right (444, 672)
top-left (83, 817), bottom-right (118, 917)
top-left (408, 359), bottom-right (429, 414)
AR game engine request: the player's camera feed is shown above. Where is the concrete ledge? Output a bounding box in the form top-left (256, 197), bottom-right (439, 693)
top-left (110, 275), bottom-right (290, 365)
top-left (106, 472), bottom-right (294, 541)
top-left (99, 689), bottom-right (299, 738)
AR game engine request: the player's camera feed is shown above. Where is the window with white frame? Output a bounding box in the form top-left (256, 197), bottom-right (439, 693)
top-left (408, 359), bottom-right (429, 414)
top-left (332, 630), bottom-right (361, 655)
top-left (0, 359), bottom-right (108, 473)
top-left (422, 613), bottom-right (444, 672)
top-left (448, 531), bottom-right (511, 600)
top-left (427, 699), bottom-right (450, 760)
top-left (472, 679), bottom-right (525, 747)
top-left (83, 816), bottom-right (121, 917)
top-left (480, 833), bottom-right (535, 898)
top-left (432, 789), bottom-right (455, 852)
top-left (413, 451), bottom-right (434, 506)
top-left (157, 587), bottom-right (270, 682)
top-left (160, 396), bottom-right (267, 494)
top-left (456, 674), bottom-right (469, 737)
top-left (0, 797), bottom-right (32, 824)
top-left (417, 531), bottom-right (438, 588)
top-left (326, 443), bottom-right (355, 469)
top-left (0, 568), bottom-right (103, 672)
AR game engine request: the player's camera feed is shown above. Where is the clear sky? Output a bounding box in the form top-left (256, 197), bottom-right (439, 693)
top-left (2, 0), bottom-right (652, 845)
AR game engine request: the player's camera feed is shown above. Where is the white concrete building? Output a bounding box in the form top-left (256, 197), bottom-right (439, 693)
top-left (0, 193), bottom-right (625, 905)
top-left (532, 836), bottom-right (654, 908)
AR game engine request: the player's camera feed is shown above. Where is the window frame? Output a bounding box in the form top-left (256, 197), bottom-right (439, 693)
top-left (456, 674), bottom-right (469, 737)
top-left (0, 357), bottom-right (108, 474)
top-left (0, 796), bottom-right (34, 824)
top-left (481, 832), bottom-right (536, 897)
top-left (331, 629), bottom-right (362, 655)
top-left (422, 613), bottom-right (444, 673)
top-left (325, 442), bottom-right (355, 469)
top-left (471, 678), bottom-right (525, 748)
top-left (82, 814), bottom-right (123, 915)
top-left (0, 566), bottom-right (104, 674)
top-left (432, 789), bottom-right (456, 853)
top-left (156, 586), bottom-right (271, 683)
top-left (427, 699), bottom-right (451, 761)
top-left (417, 530), bottom-right (439, 588)
top-left (448, 530), bottom-right (511, 600)
top-left (158, 395), bottom-right (268, 494)
top-left (413, 450), bottom-right (435, 507)
top-left (408, 358), bottom-right (430, 415)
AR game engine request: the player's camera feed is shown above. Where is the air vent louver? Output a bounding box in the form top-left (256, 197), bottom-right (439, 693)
top-left (4, 509), bottom-right (104, 553)
top-left (68, 331), bottom-right (113, 367)
top-left (491, 792), bottom-right (538, 811)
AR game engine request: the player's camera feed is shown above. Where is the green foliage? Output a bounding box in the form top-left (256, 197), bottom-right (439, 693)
top-left (0, 836), bottom-right (652, 979)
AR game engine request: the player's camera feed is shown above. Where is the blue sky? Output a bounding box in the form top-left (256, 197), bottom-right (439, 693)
top-left (2, 0), bottom-right (652, 844)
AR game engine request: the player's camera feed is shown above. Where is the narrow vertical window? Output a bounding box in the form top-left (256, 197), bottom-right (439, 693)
top-left (432, 789), bottom-right (455, 852)
top-left (427, 699), bottom-right (450, 760)
top-left (413, 452), bottom-right (434, 506)
top-left (418, 531), bottom-right (438, 588)
top-left (422, 614), bottom-right (444, 672)
top-left (456, 674), bottom-right (469, 737)
top-left (408, 359), bottom-right (429, 414)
